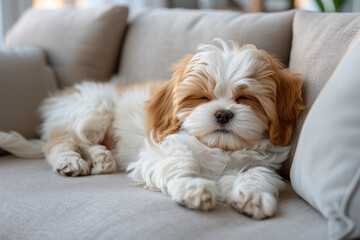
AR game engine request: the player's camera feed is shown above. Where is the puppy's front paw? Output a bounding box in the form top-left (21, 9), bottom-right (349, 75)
top-left (89, 146), bottom-right (117, 175)
top-left (231, 190), bottom-right (277, 220)
top-left (54, 156), bottom-right (90, 177)
top-left (169, 178), bottom-right (217, 211)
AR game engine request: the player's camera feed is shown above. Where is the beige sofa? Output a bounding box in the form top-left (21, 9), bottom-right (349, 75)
top-left (1, 6), bottom-right (360, 240)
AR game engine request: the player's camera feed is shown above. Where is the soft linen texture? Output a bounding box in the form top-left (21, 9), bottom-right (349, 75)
top-left (0, 156), bottom-right (327, 240)
top-left (284, 10), bottom-right (360, 176)
top-left (291, 38), bottom-right (360, 240)
top-left (116, 8), bottom-right (295, 84)
top-left (5, 6), bottom-right (128, 88)
top-left (0, 46), bottom-right (57, 139)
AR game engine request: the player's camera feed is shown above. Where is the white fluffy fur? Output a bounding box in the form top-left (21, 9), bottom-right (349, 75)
top-left (182, 99), bottom-right (267, 150)
top-left (128, 133), bottom-right (288, 216)
top-left (0, 131), bottom-right (43, 158)
top-left (40, 81), bottom-right (151, 175)
top-left (0, 39), bottom-right (293, 219)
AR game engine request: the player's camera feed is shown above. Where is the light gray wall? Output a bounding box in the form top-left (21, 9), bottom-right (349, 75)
top-left (85, 0), bottom-right (170, 18)
top-left (0, 1), bottom-right (3, 45)
top-left (0, 0), bottom-right (32, 39)
top-left (354, 0), bottom-right (360, 11)
top-left (172, 0), bottom-right (198, 8)
top-left (304, 0), bottom-right (360, 12)
top-left (343, 0), bottom-right (360, 12)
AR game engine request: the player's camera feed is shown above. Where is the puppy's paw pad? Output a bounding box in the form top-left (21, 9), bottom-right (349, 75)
top-left (54, 156), bottom-right (90, 177)
top-left (172, 179), bottom-right (217, 211)
top-left (231, 190), bottom-right (276, 220)
top-left (90, 149), bottom-right (117, 174)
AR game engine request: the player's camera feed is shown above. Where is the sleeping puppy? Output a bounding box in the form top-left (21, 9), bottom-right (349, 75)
top-left (39, 39), bottom-right (304, 219)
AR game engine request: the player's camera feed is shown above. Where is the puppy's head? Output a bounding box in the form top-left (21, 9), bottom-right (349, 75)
top-left (146, 39), bottom-right (305, 150)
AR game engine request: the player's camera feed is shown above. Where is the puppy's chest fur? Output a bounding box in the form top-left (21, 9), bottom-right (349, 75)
top-left (151, 133), bottom-right (289, 179)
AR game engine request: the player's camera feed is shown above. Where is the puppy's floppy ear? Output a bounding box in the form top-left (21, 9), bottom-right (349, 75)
top-left (145, 55), bottom-right (193, 142)
top-left (262, 52), bottom-right (305, 146)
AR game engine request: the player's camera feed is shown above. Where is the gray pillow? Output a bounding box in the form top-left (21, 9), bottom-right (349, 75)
top-left (291, 38), bottom-right (360, 240)
top-left (0, 46), bottom-right (57, 139)
top-left (284, 10), bottom-right (360, 177)
top-left (5, 6), bottom-right (128, 88)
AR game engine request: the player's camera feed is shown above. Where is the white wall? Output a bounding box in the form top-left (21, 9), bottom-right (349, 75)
top-left (0, 1), bottom-right (3, 46)
top-left (298, 0), bottom-right (360, 12)
top-left (354, 0), bottom-right (360, 11)
top-left (343, 0), bottom-right (360, 12)
top-left (0, 0), bottom-right (32, 44)
top-left (84, 0), bottom-right (170, 18)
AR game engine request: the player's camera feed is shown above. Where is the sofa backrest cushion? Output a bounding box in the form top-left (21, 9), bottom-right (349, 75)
top-left (0, 46), bottom-right (57, 140)
top-left (291, 36), bottom-right (360, 240)
top-left (5, 6), bottom-right (128, 88)
top-left (283, 11), bottom-right (360, 177)
top-left (116, 8), bottom-right (295, 84)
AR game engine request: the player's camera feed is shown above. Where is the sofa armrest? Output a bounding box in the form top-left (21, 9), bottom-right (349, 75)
top-left (0, 46), bottom-right (58, 141)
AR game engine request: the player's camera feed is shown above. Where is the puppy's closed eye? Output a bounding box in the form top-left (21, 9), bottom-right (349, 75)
top-left (184, 95), bottom-right (211, 103)
top-left (198, 96), bottom-right (210, 101)
top-left (235, 96), bottom-right (250, 102)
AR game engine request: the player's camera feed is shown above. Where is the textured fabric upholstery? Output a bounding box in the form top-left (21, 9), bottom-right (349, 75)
top-left (2, 8), bottom-right (360, 240)
top-left (283, 10), bottom-right (360, 176)
top-left (0, 46), bottom-right (57, 139)
top-left (5, 6), bottom-right (128, 88)
top-left (0, 156), bottom-right (327, 240)
top-left (291, 38), bottom-right (360, 240)
top-left (116, 8), bottom-right (295, 84)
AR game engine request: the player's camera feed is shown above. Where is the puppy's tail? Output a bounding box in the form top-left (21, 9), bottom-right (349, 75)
top-left (0, 131), bottom-right (44, 158)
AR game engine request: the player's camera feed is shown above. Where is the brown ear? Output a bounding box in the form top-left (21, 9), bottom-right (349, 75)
top-left (264, 54), bottom-right (305, 145)
top-left (145, 55), bottom-right (193, 142)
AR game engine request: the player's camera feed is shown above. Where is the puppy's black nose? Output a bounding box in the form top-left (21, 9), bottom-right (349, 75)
top-left (215, 110), bottom-right (233, 124)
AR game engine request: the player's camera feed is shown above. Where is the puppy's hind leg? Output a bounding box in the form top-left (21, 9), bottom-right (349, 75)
top-left (85, 144), bottom-right (117, 175)
top-left (44, 132), bottom-right (90, 177)
top-left (41, 82), bottom-right (118, 176)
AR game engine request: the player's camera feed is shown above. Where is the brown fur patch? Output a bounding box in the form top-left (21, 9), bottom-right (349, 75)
top-left (100, 132), bottom-right (117, 151)
top-left (114, 80), bottom-right (165, 94)
top-left (54, 88), bottom-right (81, 97)
top-left (145, 55), bottom-right (194, 142)
top-left (259, 51), bottom-right (305, 145)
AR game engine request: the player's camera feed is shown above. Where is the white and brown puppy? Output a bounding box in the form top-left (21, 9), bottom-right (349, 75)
top-left (35, 39), bottom-right (304, 219)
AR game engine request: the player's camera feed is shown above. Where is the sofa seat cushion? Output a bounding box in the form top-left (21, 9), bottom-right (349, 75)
top-left (116, 9), bottom-right (295, 84)
top-left (0, 156), bottom-right (326, 240)
top-left (5, 6), bottom-right (128, 88)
